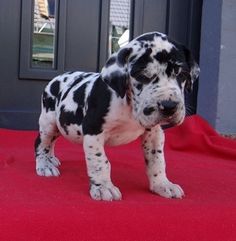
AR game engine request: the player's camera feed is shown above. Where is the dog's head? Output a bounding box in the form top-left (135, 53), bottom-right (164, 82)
top-left (101, 32), bottom-right (200, 128)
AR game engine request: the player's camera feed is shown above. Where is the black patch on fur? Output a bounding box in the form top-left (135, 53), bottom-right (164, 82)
top-left (135, 83), bottom-right (143, 91)
top-left (130, 48), bottom-right (153, 83)
top-left (161, 36), bottom-right (167, 41)
top-left (117, 48), bottom-right (133, 66)
top-left (103, 71), bottom-right (127, 98)
top-left (95, 152), bottom-right (102, 157)
top-left (59, 82), bottom-right (88, 134)
top-left (59, 105), bottom-right (84, 135)
top-left (143, 106), bottom-right (155, 116)
top-left (152, 76), bottom-right (159, 84)
top-left (105, 56), bottom-right (116, 67)
top-left (56, 92), bottom-right (62, 106)
top-left (82, 72), bottom-right (93, 78)
top-left (166, 62), bottom-right (174, 77)
top-left (177, 71), bottom-right (192, 91)
top-left (63, 77), bottom-right (68, 82)
top-left (42, 91), bottom-right (55, 112)
top-left (61, 75), bottom-right (84, 101)
top-left (73, 83), bottom-right (88, 106)
top-left (82, 77), bottom-right (111, 135)
top-left (50, 80), bottom-right (60, 96)
top-left (154, 50), bottom-right (170, 64)
top-left (129, 55), bottom-right (137, 63)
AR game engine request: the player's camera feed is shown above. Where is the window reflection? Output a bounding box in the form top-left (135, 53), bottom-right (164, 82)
top-left (109, 0), bottom-right (131, 55)
top-left (32, 0), bottom-right (57, 69)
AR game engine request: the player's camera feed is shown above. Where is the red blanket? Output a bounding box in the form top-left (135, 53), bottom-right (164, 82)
top-left (1, 115), bottom-right (236, 241)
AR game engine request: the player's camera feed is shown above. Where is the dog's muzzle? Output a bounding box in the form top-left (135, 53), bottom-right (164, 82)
top-left (143, 100), bottom-right (178, 117)
top-left (139, 99), bottom-right (185, 128)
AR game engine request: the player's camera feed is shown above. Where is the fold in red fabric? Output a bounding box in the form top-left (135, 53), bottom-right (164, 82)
top-left (0, 115), bottom-right (236, 241)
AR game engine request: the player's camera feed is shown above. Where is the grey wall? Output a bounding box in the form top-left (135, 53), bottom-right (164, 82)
top-left (217, 0), bottom-right (236, 133)
top-left (198, 0), bottom-right (236, 134)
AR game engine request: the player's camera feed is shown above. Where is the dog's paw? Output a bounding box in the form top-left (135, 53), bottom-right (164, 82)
top-left (151, 179), bottom-right (184, 199)
top-left (90, 183), bottom-right (122, 201)
top-left (36, 157), bottom-right (60, 177)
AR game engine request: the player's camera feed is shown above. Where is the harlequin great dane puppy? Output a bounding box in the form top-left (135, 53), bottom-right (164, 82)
top-left (35, 32), bottom-right (200, 201)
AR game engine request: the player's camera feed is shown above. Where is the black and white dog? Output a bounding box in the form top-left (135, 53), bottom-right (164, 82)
top-left (35, 32), bottom-right (199, 201)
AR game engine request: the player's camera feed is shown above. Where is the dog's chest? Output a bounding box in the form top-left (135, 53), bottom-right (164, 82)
top-left (105, 122), bottom-right (144, 146)
top-left (104, 105), bottom-right (145, 146)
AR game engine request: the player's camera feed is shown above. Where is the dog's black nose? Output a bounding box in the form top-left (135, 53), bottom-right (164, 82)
top-left (158, 100), bottom-right (178, 116)
top-left (143, 106), bottom-right (155, 116)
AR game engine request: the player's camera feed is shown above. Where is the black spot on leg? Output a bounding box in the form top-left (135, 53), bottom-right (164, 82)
top-left (90, 177), bottom-right (101, 187)
top-left (95, 152), bottom-right (102, 157)
top-left (157, 150), bottom-right (162, 154)
top-left (151, 149), bottom-right (156, 155)
top-left (145, 158), bottom-right (149, 165)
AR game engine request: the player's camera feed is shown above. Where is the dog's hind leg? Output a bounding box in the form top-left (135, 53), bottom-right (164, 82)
top-left (35, 94), bottom-right (61, 177)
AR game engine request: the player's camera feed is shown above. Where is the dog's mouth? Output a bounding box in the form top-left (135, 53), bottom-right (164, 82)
top-left (160, 115), bottom-right (185, 129)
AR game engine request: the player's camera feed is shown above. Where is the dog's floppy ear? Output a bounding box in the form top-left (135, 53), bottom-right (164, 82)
top-left (101, 47), bottom-right (133, 98)
top-left (182, 47), bottom-right (200, 92)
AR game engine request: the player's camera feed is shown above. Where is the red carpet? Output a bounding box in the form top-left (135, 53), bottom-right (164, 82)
top-left (1, 115), bottom-right (236, 241)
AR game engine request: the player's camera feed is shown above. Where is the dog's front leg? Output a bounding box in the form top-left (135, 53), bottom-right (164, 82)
top-left (141, 125), bottom-right (184, 199)
top-left (83, 134), bottom-right (122, 201)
